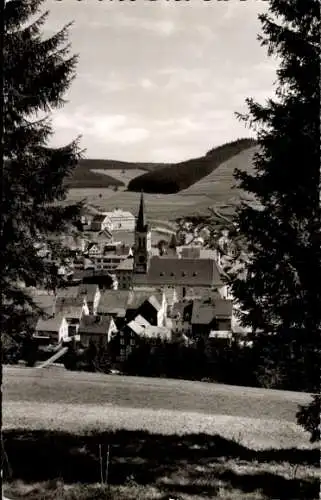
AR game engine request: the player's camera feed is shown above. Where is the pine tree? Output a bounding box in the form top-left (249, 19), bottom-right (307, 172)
top-left (2, 0), bottom-right (83, 336)
top-left (229, 0), bottom-right (320, 420)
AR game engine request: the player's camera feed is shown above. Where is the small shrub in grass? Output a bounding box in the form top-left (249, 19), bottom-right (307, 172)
top-left (296, 394), bottom-right (320, 443)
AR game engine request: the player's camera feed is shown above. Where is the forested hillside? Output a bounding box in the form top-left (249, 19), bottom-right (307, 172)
top-left (127, 138), bottom-right (257, 194)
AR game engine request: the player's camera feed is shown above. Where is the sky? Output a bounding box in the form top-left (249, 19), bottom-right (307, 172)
top-left (43, 0), bottom-right (278, 163)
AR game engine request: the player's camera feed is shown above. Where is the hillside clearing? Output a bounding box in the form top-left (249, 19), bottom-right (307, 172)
top-left (180, 147), bottom-right (257, 203)
top-left (3, 367), bottom-right (314, 450)
top-left (91, 169), bottom-right (147, 187)
top-left (3, 367), bottom-right (318, 499)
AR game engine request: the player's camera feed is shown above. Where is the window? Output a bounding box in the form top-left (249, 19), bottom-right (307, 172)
top-left (130, 338), bottom-right (135, 346)
top-left (120, 337), bottom-right (125, 345)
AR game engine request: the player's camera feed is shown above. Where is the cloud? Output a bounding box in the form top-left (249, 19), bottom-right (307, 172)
top-left (52, 111), bottom-right (149, 145)
top-left (158, 67), bottom-right (211, 91)
top-left (87, 13), bottom-right (177, 37)
top-left (140, 78), bottom-right (155, 90)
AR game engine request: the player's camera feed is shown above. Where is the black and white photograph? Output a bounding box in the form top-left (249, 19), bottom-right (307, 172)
top-left (2, 0), bottom-right (320, 499)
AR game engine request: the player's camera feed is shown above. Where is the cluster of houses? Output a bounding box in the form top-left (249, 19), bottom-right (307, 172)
top-left (27, 192), bottom-right (250, 363)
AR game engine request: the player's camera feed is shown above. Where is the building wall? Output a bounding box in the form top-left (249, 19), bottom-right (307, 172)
top-left (59, 319), bottom-right (69, 342)
top-left (159, 285), bottom-right (222, 302)
top-left (93, 254), bottom-right (128, 272)
top-left (170, 318), bottom-right (192, 336)
top-left (107, 212), bottom-right (135, 231)
top-left (107, 318), bottom-right (118, 342)
top-left (81, 333), bottom-right (108, 347)
top-left (116, 270), bottom-right (133, 290)
top-left (156, 293), bottom-right (168, 326)
top-left (93, 289), bottom-right (101, 315)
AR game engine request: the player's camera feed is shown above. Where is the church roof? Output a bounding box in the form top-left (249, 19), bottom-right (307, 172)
top-left (133, 256), bottom-right (223, 287)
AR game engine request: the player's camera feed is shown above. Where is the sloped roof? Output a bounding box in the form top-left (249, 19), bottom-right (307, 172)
top-left (191, 298), bottom-right (232, 325)
top-left (78, 315), bottom-right (113, 335)
top-left (133, 257), bottom-right (223, 287)
top-left (105, 209), bottom-right (135, 219)
top-left (56, 286), bottom-right (80, 299)
top-left (28, 293), bottom-right (56, 316)
top-left (147, 295), bottom-right (162, 312)
top-left (79, 284), bottom-right (99, 302)
top-left (111, 231), bottom-right (135, 247)
top-left (55, 303), bottom-right (83, 319)
top-left (115, 258), bottom-right (134, 271)
top-left (171, 300), bottom-right (193, 321)
top-left (126, 290), bottom-right (162, 311)
top-left (92, 214), bottom-right (108, 224)
top-left (127, 315), bottom-right (151, 334)
top-left (97, 290), bottom-right (129, 316)
top-left (36, 315), bottom-right (65, 332)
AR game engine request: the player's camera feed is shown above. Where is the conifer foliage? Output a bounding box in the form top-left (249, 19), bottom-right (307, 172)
top-left (230, 1), bottom-right (320, 437)
top-left (2, 0), bottom-right (82, 334)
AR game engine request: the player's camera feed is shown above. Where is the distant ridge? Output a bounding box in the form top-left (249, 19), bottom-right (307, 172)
top-left (127, 138), bottom-right (257, 194)
top-left (66, 159), bottom-right (167, 189)
top-left (66, 138), bottom-right (256, 192)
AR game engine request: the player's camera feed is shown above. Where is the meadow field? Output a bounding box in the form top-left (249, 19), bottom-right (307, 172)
top-left (180, 147), bottom-right (257, 204)
top-left (3, 366), bottom-right (314, 448)
top-left (3, 367), bottom-right (319, 499)
top-left (91, 169), bottom-right (147, 187)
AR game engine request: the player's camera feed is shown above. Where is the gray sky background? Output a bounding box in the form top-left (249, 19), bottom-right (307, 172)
top-left (44, 0), bottom-right (278, 162)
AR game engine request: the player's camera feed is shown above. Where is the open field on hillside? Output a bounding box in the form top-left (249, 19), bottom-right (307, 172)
top-left (66, 147), bottom-right (257, 220)
top-left (180, 147), bottom-right (257, 204)
top-left (3, 367), bottom-right (313, 449)
top-left (67, 188), bottom-right (215, 221)
top-left (91, 169), bottom-right (147, 187)
top-left (3, 367), bottom-right (319, 499)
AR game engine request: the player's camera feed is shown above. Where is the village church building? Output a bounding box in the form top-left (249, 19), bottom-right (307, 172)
top-left (116, 192), bottom-right (228, 302)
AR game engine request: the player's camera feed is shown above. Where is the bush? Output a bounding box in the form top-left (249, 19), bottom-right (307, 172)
top-left (296, 394), bottom-right (320, 443)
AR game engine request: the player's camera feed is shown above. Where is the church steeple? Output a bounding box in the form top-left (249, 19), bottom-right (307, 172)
top-left (133, 190), bottom-right (151, 274)
top-left (136, 190), bottom-right (147, 232)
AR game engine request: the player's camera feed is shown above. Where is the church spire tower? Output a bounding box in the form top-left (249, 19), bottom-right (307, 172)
top-left (137, 190), bottom-right (147, 232)
top-left (133, 191), bottom-right (151, 274)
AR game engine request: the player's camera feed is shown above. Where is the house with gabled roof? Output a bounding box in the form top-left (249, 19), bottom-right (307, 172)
top-left (55, 289), bottom-right (89, 336)
top-left (97, 290), bottom-right (130, 319)
top-left (90, 214), bottom-right (111, 232)
top-left (78, 314), bottom-right (118, 347)
top-left (115, 256), bottom-right (134, 290)
top-left (111, 314), bottom-right (172, 363)
top-left (126, 289), bottom-right (167, 326)
top-left (34, 315), bottom-right (69, 345)
top-left (168, 300), bottom-right (193, 336)
top-left (79, 283), bottom-right (101, 315)
top-left (191, 297), bottom-right (233, 338)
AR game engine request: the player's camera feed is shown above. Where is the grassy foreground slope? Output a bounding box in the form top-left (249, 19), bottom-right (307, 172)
top-left (3, 367), bottom-right (313, 449)
top-left (3, 367), bottom-right (319, 500)
top-left (127, 138), bottom-right (256, 194)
